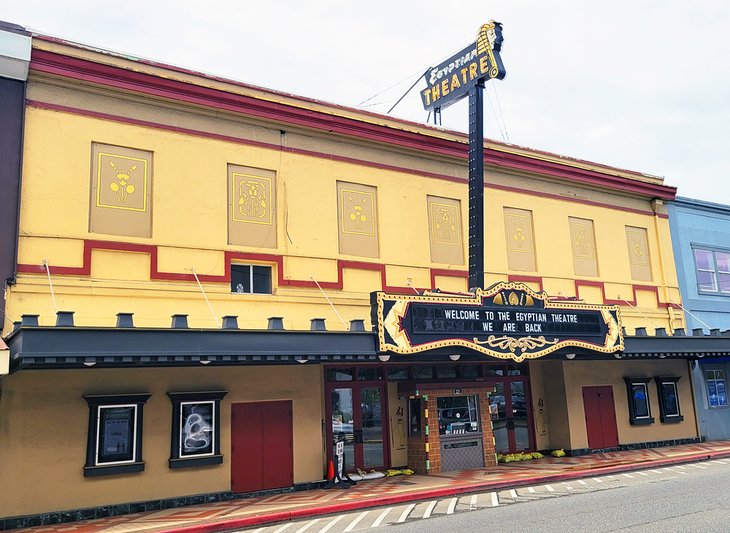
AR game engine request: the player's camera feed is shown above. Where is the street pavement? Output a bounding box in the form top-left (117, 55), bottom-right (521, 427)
top-left (13, 441), bottom-right (730, 532)
top-left (235, 458), bottom-right (730, 532)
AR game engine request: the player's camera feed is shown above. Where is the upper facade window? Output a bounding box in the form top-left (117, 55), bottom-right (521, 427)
top-left (89, 143), bottom-right (153, 238)
top-left (504, 207), bottom-right (536, 272)
top-left (231, 264), bottom-right (272, 294)
top-left (693, 248), bottom-right (730, 294)
top-left (625, 226), bottom-right (652, 282)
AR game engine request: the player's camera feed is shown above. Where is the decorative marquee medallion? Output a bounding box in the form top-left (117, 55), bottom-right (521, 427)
top-left (371, 282), bottom-right (623, 363)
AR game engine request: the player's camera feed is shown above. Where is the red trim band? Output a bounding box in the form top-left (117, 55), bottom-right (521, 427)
top-left (27, 100), bottom-right (669, 219)
top-left (29, 49), bottom-right (677, 201)
top-left (16, 239), bottom-right (467, 294)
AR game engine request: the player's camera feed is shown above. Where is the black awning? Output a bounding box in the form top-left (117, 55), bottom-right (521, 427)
top-left (4, 326), bottom-right (378, 371)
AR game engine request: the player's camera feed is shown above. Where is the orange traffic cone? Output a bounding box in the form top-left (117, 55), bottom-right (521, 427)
top-left (326, 459), bottom-right (335, 481)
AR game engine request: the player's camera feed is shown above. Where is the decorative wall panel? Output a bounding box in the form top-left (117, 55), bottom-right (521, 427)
top-left (228, 164), bottom-right (277, 248)
top-left (89, 143), bottom-right (152, 238)
top-left (427, 195), bottom-right (463, 265)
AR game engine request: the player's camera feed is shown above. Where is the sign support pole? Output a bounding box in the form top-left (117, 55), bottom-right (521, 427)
top-left (468, 81), bottom-right (485, 290)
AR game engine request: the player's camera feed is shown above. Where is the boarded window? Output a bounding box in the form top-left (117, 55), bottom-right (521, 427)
top-left (625, 226), bottom-right (652, 281)
top-left (228, 165), bottom-right (277, 248)
top-left (504, 207), bottom-right (536, 271)
top-left (89, 143), bottom-right (153, 238)
top-left (337, 181), bottom-right (379, 258)
top-left (569, 217), bottom-right (598, 277)
top-left (427, 195), bottom-right (464, 265)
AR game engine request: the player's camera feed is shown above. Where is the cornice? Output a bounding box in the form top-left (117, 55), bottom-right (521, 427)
top-left (28, 47), bottom-right (676, 201)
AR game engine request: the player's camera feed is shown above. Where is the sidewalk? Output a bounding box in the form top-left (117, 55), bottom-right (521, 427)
top-left (16, 441), bottom-right (730, 533)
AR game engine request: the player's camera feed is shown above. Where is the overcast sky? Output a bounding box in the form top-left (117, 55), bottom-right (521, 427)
top-left (6, 1), bottom-right (730, 204)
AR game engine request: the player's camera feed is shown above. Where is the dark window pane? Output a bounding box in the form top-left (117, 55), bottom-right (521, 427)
top-left (437, 395), bottom-right (480, 435)
top-left (386, 366), bottom-right (409, 380)
top-left (413, 366), bottom-right (433, 379)
top-left (326, 368), bottom-right (354, 381)
top-left (485, 365), bottom-right (505, 376)
top-left (98, 406), bottom-right (135, 464)
top-left (435, 365), bottom-right (457, 379)
top-left (661, 383), bottom-right (679, 416)
top-left (357, 367), bottom-right (381, 381)
top-left (252, 266), bottom-right (272, 294)
top-left (408, 398), bottom-right (422, 436)
top-left (180, 402), bottom-right (214, 456)
top-left (632, 384), bottom-right (649, 418)
top-left (231, 265), bottom-right (251, 293)
top-left (460, 365), bottom-right (480, 378)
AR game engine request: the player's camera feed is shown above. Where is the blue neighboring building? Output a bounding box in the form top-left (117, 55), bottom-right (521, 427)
top-left (668, 197), bottom-right (730, 440)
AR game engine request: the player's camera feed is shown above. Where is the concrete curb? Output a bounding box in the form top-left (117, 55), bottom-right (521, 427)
top-left (167, 450), bottom-right (730, 533)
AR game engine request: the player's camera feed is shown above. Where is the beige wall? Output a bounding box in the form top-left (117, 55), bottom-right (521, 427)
top-left (530, 361), bottom-right (572, 450)
top-left (0, 365), bottom-right (324, 517)
top-left (387, 383), bottom-right (408, 467)
top-left (529, 360), bottom-right (697, 452)
top-left (563, 360), bottom-right (697, 449)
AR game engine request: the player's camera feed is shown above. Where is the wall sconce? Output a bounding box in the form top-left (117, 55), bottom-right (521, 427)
top-left (614, 353), bottom-right (623, 359)
top-left (565, 353), bottom-right (576, 360)
top-left (378, 355), bottom-right (391, 362)
top-left (449, 354), bottom-right (461, 361)
top-left (296, 357), bottom-right (308, 364)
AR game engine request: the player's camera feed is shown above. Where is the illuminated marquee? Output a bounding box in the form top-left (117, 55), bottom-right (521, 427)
top-left (421, 21), bottom-right (506, 111)
top-left (371, 282), bottom-right (623, 363)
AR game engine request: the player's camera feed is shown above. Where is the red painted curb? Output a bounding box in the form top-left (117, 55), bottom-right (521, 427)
top-left (164, 450), bottom-right (730, 533)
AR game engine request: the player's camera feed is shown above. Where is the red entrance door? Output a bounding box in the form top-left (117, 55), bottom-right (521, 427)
top-left (231, 401), bottom-right (293, 493)
top-left (582, 386), bottom-right (619, 449)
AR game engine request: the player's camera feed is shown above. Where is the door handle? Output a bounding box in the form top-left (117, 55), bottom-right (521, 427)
top-left (506, 418), bottom-right (515, 430)
top-left (353, 429), bottom-right (363, 444)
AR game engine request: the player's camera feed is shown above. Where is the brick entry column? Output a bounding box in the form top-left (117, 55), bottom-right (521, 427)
top-left (407, 387), bottom-right (496, 474)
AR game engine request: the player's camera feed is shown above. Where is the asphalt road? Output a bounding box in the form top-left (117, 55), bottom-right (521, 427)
top-left (236, 459), bottom-right (730, 533)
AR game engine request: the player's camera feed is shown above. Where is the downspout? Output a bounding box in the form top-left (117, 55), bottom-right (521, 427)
top-left (651, 199), bottom-right (682, 331)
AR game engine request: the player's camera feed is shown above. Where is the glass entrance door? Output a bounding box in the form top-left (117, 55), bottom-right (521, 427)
top-left (329, 383), bottom-right (387, 471)
top-left (490, 379), bottom-right (532, 453)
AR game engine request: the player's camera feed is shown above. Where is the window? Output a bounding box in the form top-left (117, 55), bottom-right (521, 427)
top-left (437, 395), bottom-right (480, 435)
top-left (168, 391), bottom-right (227, 468)
top-left (83, 393), bottom-right (150, 477)
top-left (654, 377), bottom-right (683, 423)
top-left (705, 369), bottom-right (729, 408)
top-left (231, 264), bottom-right (272, 294)
top-left (408, 398), bottom-right (422, 436)
top-left (693, 248), bottom-right (730, 294)
top-left (624, 378), bottom-right (654, 425)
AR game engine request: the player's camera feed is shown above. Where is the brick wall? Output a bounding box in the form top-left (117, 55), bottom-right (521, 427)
top-left (407, 387), bottom-right (496, 474)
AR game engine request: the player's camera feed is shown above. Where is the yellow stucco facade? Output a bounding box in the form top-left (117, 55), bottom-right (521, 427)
top-left (0, 35), bottom-right (701, 524)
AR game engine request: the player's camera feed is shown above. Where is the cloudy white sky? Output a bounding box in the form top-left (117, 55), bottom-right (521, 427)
top-left (5, 1), bottom-right (730, 203)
